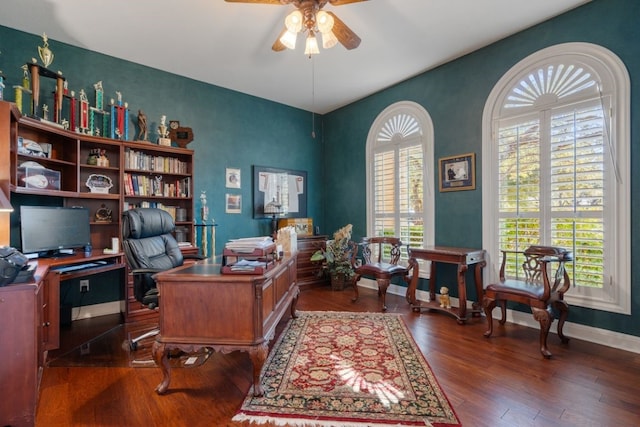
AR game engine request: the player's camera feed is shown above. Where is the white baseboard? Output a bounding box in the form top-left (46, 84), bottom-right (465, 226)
top-left (357, 280), bottom-right (640, 355)
top-left (72, 300), bottom-right (123, 321)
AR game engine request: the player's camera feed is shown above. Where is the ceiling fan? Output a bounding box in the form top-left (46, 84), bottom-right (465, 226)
top-left (225, 0), bottom-right (367, 55)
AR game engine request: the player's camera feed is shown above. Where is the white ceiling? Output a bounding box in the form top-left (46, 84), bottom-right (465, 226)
top-left (1, 0), bottom-right (590, 114)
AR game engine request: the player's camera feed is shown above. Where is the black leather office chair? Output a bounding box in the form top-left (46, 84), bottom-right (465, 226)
top-left (121, 208), bottom-right (201, 350)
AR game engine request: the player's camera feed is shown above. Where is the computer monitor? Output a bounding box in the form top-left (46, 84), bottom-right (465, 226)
top-left (20, 206), bottom-right (91, 257)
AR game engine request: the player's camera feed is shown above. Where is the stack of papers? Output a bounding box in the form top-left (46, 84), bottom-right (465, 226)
top-left (225, 236), bottom-right (273, 253)
top-left (228, 259), bottom-right (268, 271)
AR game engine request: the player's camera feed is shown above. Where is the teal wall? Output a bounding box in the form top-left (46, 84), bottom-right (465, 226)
top-left (0, 25), bottom-right (325, 256)
top-left (1, 0), bottom-right (638, 336)
top-left (322, 0), bottom-right (640, 336)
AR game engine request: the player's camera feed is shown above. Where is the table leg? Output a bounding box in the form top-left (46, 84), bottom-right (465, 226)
top-left (471, 261), bottom-right (487, 315)
top-left (405, 257), bottom-right (419, 305)
top-left (249, 343), bottom-right (269, 396)
top-left (456, 264), bottom-right (469, 323)
top-left (429, 259), bottom-right (437, 302)
top-left (152, 341), bottom-right (171, 395)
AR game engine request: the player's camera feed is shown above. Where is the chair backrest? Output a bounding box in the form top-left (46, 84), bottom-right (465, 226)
top-left (500, 245), bottom-right (573, 299)
top-left (360, 237), bottom-right (404, 265)
top-left (122, 208), bottom-right (183, 302)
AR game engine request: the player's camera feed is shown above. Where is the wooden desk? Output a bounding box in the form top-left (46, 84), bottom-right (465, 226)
top-left (407, 246), bottom-right (486, 324)
top-left (151, 255), bottom-right (299, 397)
top-left (0, 250), bottom-right (126, 427)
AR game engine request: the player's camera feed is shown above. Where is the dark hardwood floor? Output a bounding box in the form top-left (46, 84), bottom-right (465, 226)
top-left (36, 286), bottom-right (640, 426)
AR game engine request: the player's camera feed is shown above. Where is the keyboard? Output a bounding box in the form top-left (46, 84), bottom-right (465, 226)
top-left (53, 260), bottom-right (108, 273)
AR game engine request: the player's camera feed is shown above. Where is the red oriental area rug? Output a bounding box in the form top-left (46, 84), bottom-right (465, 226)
top-left (233, 311), bottom-right (461, 427)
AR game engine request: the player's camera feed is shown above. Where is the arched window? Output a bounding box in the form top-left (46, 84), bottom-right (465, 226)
top-left (482, 43), bottom-right (630, 314)
top-left (366, 101), bottom-right (434, 272)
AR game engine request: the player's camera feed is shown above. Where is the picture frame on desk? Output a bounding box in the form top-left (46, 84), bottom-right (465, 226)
top-left (439, 152), bottom-right (476, 192)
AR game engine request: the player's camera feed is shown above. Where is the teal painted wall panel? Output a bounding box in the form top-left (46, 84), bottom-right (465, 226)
top-left (322, 0), bottom-right (640, 336)
top-left (0, 25), bottom-right (323, 256)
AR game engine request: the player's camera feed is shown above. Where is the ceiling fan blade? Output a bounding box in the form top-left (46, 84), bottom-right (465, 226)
top-left (327, 11), bottom-right (361, 50)
top-left (224, 0), bottom-right (286, 4)
top-left (328, 0), bottom-right (369, 5)
top-left (272, 28), bottom-right (288, 52)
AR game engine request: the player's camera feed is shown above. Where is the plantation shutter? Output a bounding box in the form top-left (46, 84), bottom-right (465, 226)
top-left (497, 100), bottom-right (605, 287)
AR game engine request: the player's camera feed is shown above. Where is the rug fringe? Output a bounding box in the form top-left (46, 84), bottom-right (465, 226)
top-left (232, 412), bottom-right (434, 427)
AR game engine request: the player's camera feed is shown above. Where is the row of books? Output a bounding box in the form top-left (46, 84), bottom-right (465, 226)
top-left (124, 148), bottom-right (188, 174)
top-left (123, 202), bottom-right (185, 222)
top-left (123, 173), bottom-right (190, 198)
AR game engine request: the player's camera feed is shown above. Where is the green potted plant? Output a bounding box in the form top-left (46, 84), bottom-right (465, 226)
top-left (310, 224), bottom-right (356, 290)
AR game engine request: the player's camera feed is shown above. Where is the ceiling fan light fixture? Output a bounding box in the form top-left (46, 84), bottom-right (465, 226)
top-left (321, 30), bottom-right (338, 49)
top-left (304, 31), bottom-right (320, 56)
top-left (284, 10), bottom-right (303, 33)
top-left (316, 10), bottom-right (334, 33)
top-left (280, 30), bottom-right (298, 50)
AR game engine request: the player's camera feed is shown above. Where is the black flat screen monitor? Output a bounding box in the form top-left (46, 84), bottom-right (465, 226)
top-left (20, 206), bottom-right (91, 257)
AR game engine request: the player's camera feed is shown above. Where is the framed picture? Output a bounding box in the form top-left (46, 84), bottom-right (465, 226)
top-left (226, 167), bottom-right (241, 189)
top-left (225, 194), bottom-right (241, 214)
top-left (253, 165), bottom-right (307, 219)
top-left (439, 153), bottom-right (476, 192)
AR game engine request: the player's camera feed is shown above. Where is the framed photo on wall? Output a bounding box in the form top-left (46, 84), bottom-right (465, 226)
top-left (253, 165), bottom-right (307, 219)
top-left (439, 153), bottom-right (476, 192)
top-left (225, 194), bottom-right (241, 214)
top-left (226, 167), bottom-right (241, 189)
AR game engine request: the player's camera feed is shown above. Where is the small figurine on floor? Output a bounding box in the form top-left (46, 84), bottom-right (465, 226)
top-left (439, 286), bottom-right (451, 309)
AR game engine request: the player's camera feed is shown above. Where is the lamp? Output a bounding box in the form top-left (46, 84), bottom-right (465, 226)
top-left (281, 8), bottom-right (338, 56)
top-left (264, 198), bottom-right (282, 237)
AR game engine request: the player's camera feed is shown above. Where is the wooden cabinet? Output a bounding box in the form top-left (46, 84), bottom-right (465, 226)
top-left (296, 235), bottom-right (328, 288)
top-left (0, 264), bottom-right (49, 427)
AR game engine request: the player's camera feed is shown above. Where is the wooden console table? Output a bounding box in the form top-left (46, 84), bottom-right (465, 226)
top-left (407, 246), bottom-right (486, 324)
top-left (151, 254), bottom-right (299, 397)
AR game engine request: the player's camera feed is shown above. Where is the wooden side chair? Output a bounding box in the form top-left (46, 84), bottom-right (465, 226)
top-left (483, 245), bottom-right (573, 358)
top-left (351, 237), bottom-right (410, 311)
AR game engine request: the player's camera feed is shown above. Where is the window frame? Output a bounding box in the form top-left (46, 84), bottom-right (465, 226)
top-left (366, 101), bottom-right (434, 276)
top-left (482, 42), bottom-right (631, 314)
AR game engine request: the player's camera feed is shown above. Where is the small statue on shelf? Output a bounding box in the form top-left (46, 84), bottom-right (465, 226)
top-left (158, 115), bottom-right (171, 146)
top-left (137, 110), bottom-right (148, 141)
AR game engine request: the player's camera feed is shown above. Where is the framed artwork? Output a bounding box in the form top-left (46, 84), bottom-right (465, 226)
top-left (226, 167), bottom-right (241, 189)
top-left (225, 194), bottom-right (241, 214)
top-left (253, 165), bottom-right (307, 219)
top-left (439, 153), bottom-right (476, 192)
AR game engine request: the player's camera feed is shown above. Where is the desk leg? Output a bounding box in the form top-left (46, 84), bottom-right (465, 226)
top-left (152, 341), bottom-right (171, 395)
top-left (456, 264), bottom-right (469, 323)
top-left (471, 261), bottom-right (487, 315)
top-left (249, 344), bottom-right (269, 396)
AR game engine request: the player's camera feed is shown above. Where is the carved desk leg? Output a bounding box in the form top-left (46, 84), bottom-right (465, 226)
top-left (152, 341), bottom-right (171, 395)
top-left (290, 284), bottom-right (300, 318)
top-left (249, 343), bottom-right (269, 396)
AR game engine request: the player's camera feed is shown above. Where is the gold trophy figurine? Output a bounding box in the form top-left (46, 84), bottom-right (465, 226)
top-left (38, 33), bottom-right (54, 68)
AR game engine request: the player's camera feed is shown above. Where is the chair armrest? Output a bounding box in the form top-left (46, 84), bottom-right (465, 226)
top-left (184, 254), bottom-right (205, 261)
top-left (130, 267), bottom-right (164, 276)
